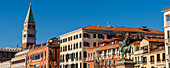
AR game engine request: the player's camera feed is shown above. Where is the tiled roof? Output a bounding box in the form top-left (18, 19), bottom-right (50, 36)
top-left (144, 38), bottom-right (164, 42)
top-left (162, 7), bottom-right (170, 12)
top-left (88, 43), bottom-right (119, 50)
top-left (130, 41), bottom-right (141, 45)
top-left (100, 40), bottom-right (111, 43)
top-left (82, 25), bottom-right (164, 34)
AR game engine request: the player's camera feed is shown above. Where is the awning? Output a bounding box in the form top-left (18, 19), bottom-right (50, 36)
top-left (134, 65), bottom-right (140, 67)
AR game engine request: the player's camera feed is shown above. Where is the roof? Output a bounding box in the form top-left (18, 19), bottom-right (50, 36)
top-left (162, 7), bottom-right (170, 12)
top-left (100, 40), bottom-right (111, 43)
top-left (24, 3), bottom-right (35, 23)
top-left (82, 25), bottom-right (164, 34)
top-left (0, 47), bottom-right (22, 52)
top-left (144, 38), bottom-right (164, 43)
top-left (130, 41), bottom-right (141, 45)
top-left (88, 43), bottom-right (119, 50)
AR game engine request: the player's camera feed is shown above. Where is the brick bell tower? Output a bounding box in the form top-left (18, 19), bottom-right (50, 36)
top-left (22, 3), bottom-right (36, 49)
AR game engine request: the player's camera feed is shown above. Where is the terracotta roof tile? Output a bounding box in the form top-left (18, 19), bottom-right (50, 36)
top-left (82, 25), bottom-right (164, 34)
top-left (162, 7), bottom-right (170, 12)
top-left (144, 38), bottom-right (164, 42)
top-left (130, 41), bottom-right (141, 45)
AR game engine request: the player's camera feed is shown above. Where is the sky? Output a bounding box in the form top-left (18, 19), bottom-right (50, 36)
top-left (0, 0), bottom-right (170, 48)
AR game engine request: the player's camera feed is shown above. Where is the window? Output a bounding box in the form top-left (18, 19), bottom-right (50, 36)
top-left (166, 15), bottom-right (170, 22)
top-left (71, 36), bottom-right (72, 40)
top-left (132, 47), bottom-right (134, 54)
top-left (79, 42), bottom-right (82, 48)
top-left (60, 47), bottom-right (62, 52)
top-left (105, 61), bottom-right (107, 67)
top-left (68, 45), bottom-right (70, 50)
top-left (93, 52), bottom-right (95, 57)
top-left (109, 60), bottom-right (111, 66)
top-left (157, 54), bottom-right (160, 62)
top-left (168, 31), bottom-right (170, 39)
top-left (93, 42), bottom-right (96, 47)
top-left (107, 35), bottom-right (111, 39)
top-left (135, 57), bottom-right (137, 62)
top-left (74, 35), bottom-right (76, 40)
top-left (93, 34), bottom-right (96, 38)
top-left (113, 60), bottom-right (115, 64)
top-left (91, 53), bottom-right (92, 57)
top-left (136, 47), bottom-right (139, 51)
top-left (83, 33), bottom-right (90, 38)
top-left (76, 35), bottom-right (78, 39)
top-left (4, 53), bottom-right (7, 58)
top-left (68, 37), bottom-right (71, 41)
top-left (79, 34), bottom-right (82, 38)
top-left (88, 64), bottom-right (90, 68)
top-left (163, 53), bottom-right (165, 61)
top-left (84, 42), bottom-right (89, 47)
top-left (9, 53), bottom-right (12, 58)
top-left (23, 34), bottom-right (26, 38)
top-left (0, 53), bottom-right (2, 57)
top-left (88, 53), bottom-right (90, 57)
top-left (143, 57), bottom-right (147, 63)
top-left (76, 43), bottom-right (78, 49)
top-left (60, 40), bottom-right (62, 43)
top-left (98, 34), bottom-right (104, 39)
top-left (28, 34), bottom-right (34, 38)
top-left (150, 56), bottom-right (154, 63)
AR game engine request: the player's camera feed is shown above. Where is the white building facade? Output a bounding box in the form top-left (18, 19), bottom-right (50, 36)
top-left (162, 7), bottom-right (170, 68)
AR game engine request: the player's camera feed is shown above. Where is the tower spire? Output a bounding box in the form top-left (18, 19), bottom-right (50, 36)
top-left (25, 2), bottom-right (35, 23)
top-left (22, 3), bottom-right (37, 49)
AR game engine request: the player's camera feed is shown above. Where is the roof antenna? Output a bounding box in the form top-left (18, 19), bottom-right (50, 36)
top-left (107, 22), bottom-right (111, 27)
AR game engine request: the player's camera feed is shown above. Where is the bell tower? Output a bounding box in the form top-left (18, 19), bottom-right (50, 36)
top-left (22, 3), bottom-right (36, 49)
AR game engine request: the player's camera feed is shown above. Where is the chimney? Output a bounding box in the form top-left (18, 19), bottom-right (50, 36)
top-left (16, 44), bottom-right (18, 48)
top-left (141, 26), bottom-right (148, 31)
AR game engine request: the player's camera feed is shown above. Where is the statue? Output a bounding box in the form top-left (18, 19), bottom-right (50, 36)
top-left (119, 33), bottom-right (131, 60)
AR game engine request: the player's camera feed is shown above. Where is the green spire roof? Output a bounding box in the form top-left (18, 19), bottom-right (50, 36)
top-left (25, 3), bottom-right (35, 23)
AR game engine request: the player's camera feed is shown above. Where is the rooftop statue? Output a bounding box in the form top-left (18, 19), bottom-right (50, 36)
top-left (119, 33), bottom-right (131, 60)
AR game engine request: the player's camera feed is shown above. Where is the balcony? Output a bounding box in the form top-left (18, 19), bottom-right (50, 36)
top-left (86, 57), bottom-right (95, 62)
top-left (11, 55), bottom-right (26, 61)
top-left (134, 50), bottom-right (148, 55)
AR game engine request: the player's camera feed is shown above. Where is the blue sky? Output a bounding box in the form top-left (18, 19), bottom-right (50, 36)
top-left (0, 0), bottom-right (170, 48)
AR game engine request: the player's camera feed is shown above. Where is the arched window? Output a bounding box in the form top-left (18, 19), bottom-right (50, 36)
top-left (49, 63), bottom-right (52, 68)
top-left (9, 53), bottom-right (12, 58)
top-left (0, 53), bottom-right (2, 57)
top-left (4, 53), bottom-right (7, 58)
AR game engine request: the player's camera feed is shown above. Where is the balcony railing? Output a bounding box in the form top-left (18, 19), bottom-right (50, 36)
top-left (86, 57), bottom-right (95, 61)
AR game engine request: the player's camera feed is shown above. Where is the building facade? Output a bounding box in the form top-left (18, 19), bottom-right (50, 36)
top-left (0, 47), bottom-right (22, 63)
top-left (131, 38), bottom-right (165, 68)
top-left (0, 60), bottom-right (11, 68)
top-left (11, 49), bottom-right (29, 68)
top-left (86, 38), bottom-right (120, 68)
top-left (162, 7), bottom-right (170, 68)
top-left (59, 25), bottom-right (164, 68)
top-left (27, 38), bottom-right (60, 68)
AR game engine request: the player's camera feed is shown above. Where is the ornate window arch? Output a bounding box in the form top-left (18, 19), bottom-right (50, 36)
top-left (0, 53), bottom-right (2, 57)
top-left (4, 53), bottom-right (7, 58)
top-left (9, 53), bottom-right (12, 58)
